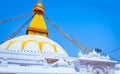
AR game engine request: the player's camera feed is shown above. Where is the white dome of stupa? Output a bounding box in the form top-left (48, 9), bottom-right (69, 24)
top-left (0, 35), bottom-right (68, 58)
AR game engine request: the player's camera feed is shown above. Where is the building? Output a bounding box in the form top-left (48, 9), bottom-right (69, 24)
top-left (0, 1), bottom-right (119, 74)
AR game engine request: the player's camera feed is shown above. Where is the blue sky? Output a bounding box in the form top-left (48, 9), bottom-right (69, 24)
top-left (0, 0), bottom-right (120, 61)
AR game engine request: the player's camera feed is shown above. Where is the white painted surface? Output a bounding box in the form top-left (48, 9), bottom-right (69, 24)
top-left (0, 35), bottom-right (119, 74)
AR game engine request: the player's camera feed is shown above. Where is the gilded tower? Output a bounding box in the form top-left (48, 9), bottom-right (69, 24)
top-left (26, 1), bottom-right (48, 37)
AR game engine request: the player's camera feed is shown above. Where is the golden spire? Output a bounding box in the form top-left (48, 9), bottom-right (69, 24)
top-left (26, 1), bottom-right (48, 37)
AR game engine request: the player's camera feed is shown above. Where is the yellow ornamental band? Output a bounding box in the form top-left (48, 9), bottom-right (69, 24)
top-left (7, 40), bottom-right (57, 53)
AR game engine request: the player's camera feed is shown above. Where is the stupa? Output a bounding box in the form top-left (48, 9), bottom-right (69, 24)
top-left (0, 1), bottom-right (119, 74)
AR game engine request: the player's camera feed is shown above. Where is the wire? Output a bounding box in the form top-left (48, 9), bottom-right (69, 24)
top-left (109, 55), bottom-right (120, 62)
top-left (0, 12), bottom-right (32, 24)
top-left (108, 48), bottom-right (120, 53)
top-left (0, 15), bottom-right (34, 44)
top-left (103, 48), bottom-right (120, 54)
top-left (44, 14), bottom-right (90, 53)
top-left (102, 48), bottom-right (120, 61)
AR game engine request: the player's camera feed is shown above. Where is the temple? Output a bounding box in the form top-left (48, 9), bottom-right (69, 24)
top-left (0, 1), bottom-right (119, 74)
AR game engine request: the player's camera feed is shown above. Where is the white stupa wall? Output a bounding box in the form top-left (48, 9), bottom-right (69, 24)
top-left (74, 51), bottom-right (117, 74)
